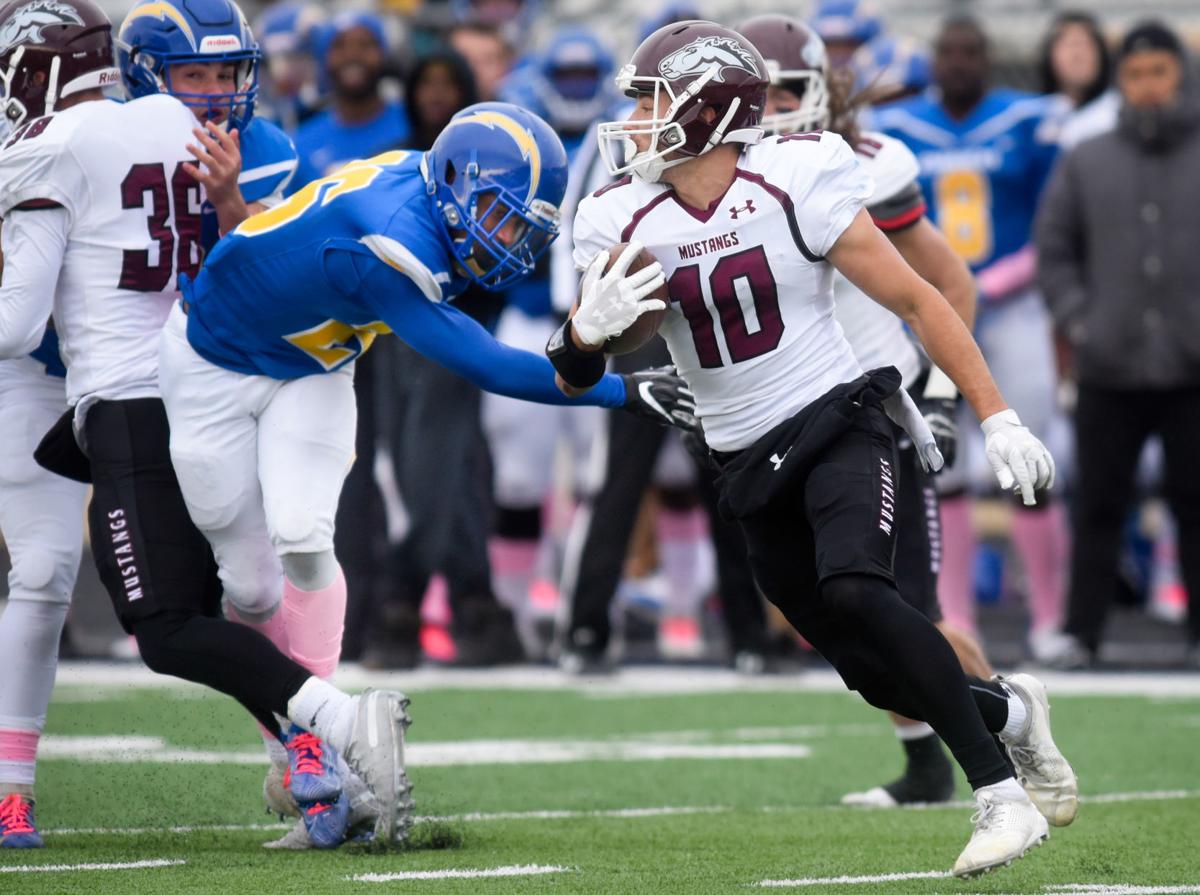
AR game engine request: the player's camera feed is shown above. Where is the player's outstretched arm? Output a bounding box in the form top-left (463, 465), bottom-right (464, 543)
top-left (0, 209), bottom-right (68, 359)
top-left (828, 209), bottom-right (1054, 504)
top-left (352, 252), bottom-right (624, 408)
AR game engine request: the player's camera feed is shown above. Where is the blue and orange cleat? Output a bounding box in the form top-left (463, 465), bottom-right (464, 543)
top-left (0, 792), bottom-right (43, 848)
top-left (282, 726), bottom-right (349, 848)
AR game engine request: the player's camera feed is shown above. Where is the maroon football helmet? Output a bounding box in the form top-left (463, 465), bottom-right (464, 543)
top-left (738, 14), bottom-right (830, 135)
top-left (0, 0), bottom-right (119, 128)
top-left (597, 20), bottom-right (767, 182)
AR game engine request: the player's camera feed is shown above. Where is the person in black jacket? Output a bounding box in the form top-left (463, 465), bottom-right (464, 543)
top-left (1035, 21), bottom-right (1200, 668)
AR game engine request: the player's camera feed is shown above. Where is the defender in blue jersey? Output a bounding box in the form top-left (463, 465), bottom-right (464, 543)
top-left (156, 103), bottom-right (688, 835)
top-left (875, 17), bottom-right (1070, 661)
top-left (119, 0), bottom-right (299, 249)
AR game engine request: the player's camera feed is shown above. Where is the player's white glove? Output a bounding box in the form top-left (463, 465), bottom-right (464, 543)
top-left (981, 409), bottom-right (1055, 506)
top-left (571, 241), bottom-right (667, 347)
top-left (882, 387), bottom-right (944, 473)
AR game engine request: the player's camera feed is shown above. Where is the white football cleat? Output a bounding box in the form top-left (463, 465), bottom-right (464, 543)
top-left (952, 786), bottom-right (1048, 878)
top-left (340, 689), bottom-right (414, 844)
top-left (998, 673), bottom-right (1079, 827)
top-left (840, 786), bottom-right (899, 808)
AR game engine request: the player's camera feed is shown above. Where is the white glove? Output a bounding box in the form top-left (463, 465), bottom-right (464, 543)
top-left (571, 241), bottom-right (667, 347)
top-left (882, 387), bottom-right (944, 473)
top-left (981, 408), bottom-right (1056, 506)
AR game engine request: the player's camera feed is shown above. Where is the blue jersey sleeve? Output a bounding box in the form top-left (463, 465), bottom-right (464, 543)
top-left (238, 118), bottom-right (299, 204)
top-left (334, 248), bottom-right (626, 408)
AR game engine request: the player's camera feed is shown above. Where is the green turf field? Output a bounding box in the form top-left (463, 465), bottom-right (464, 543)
top-left (6, 667), bottom-right (1199, 894)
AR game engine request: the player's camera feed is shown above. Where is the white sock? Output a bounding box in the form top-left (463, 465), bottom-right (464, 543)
top-left (895, 722), bottom-right (936, 741)
top-left (286, 677), bottom-right (356, 753)
top-left (1001, 686), bottom-right (1029, 740)
top-left (977, 776), bottom-right (1026, 801)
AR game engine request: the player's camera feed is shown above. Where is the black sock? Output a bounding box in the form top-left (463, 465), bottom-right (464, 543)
top-left (967, 676), bottom-right (1011, 734)
top-left (901, 730), bottom-right (951, 774)
top-left (882, 731), bottom-right (954, 803)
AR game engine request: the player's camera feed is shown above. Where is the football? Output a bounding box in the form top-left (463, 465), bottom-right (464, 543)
top-left (576, 242), bottom-right (668, 355)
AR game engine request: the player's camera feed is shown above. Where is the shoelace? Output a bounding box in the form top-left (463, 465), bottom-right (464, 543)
top-left (969, 796), bottom-right (998, 833)
top-left (0, 794), bottom-right (35, 835)
top-left (287, 732), bottom-right (326, 776)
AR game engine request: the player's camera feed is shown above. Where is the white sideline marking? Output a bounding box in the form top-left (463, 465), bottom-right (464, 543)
top-left (350, 864), bottom-right (570, 882)
top-left (758, 869), bottom-right (949, 887)
top-left (0, 859), bottom-right (185, 874)
top-left (38, 734), bottom-right (810, 766)
top-left (43, 788), bottom-right (1200, 837)
top-left (49, 661), bottom-right (1200, 697)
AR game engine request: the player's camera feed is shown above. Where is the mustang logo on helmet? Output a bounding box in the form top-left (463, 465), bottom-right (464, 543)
top-left (0, 0), bottom-right (84, 52)
top-left (657, 35), bottom-right (761, 83)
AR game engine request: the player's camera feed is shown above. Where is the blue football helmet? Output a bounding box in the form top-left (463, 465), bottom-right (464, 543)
top-left (812, 0), bottom-right (884, 48)
top-left (426, 102), bottom-right (568, 291)
top-left (852, 35), bottom-right (931, 98)
top-left (256, 1), bottom-right (323, 61)
top-left (118, 0), bottom-right (261, 131)
top-left (532, 26), bottom-right (615, 135)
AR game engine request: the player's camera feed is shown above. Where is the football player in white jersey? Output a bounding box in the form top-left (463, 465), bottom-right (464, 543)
top-left (740, 13), bottom-right (998, 810)
top-left (0, 0), bottom-right (409, 849)
top-left (552, 21), bottom-right (1075, 878)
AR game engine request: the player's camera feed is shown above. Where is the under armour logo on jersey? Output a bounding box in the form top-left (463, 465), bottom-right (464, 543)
top-left (658, 36), bottom-right (761, 83)
top-left (729, 200), bottom-right (756, 220)
top-left (769, 447), bottom-right (790, 471)
top-left (0, 0), bottom-right (83, 52)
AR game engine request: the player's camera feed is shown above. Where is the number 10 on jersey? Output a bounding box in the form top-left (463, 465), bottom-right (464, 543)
top-left (669, 245), bottom-right (784, 368)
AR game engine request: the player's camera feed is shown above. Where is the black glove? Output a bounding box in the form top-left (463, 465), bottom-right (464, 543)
top-left (621, 366), bottom-right (701, 436)
top-left (917, 396), bottom-right (958, 470)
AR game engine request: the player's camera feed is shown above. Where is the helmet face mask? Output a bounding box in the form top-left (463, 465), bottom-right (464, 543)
top-left (596, 22), bottom-right (767, 183)
top-left (446, 184), bottom-right (560, 286)
top-left (157, 55), bottom-right (258, 127)
top-left (763, 68), bottom-right (829, 135)
top-left (597, 70), bottom-right (697, 182)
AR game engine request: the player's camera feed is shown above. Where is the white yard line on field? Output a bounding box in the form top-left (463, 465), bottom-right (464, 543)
top-left (38, 734), bottom-right (811, 766)
top-left (49, 661), bottom-right (1200, 697)
top-left (758, 869), bottom-right (950, 887)
top-left (350, 864), bottom-right (571, 882)
top-left (0, 859), bottom-right (186, 874)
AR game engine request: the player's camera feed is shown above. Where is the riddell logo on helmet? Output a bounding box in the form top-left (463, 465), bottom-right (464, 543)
top-left (98, 70), bottom-right (121, 85)
top-left (0, 0), bottom-right (83, 52)
top-left (657, 36), bottom-right (761, 83)
top-left (199, 35), bottom-right (242, 52)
